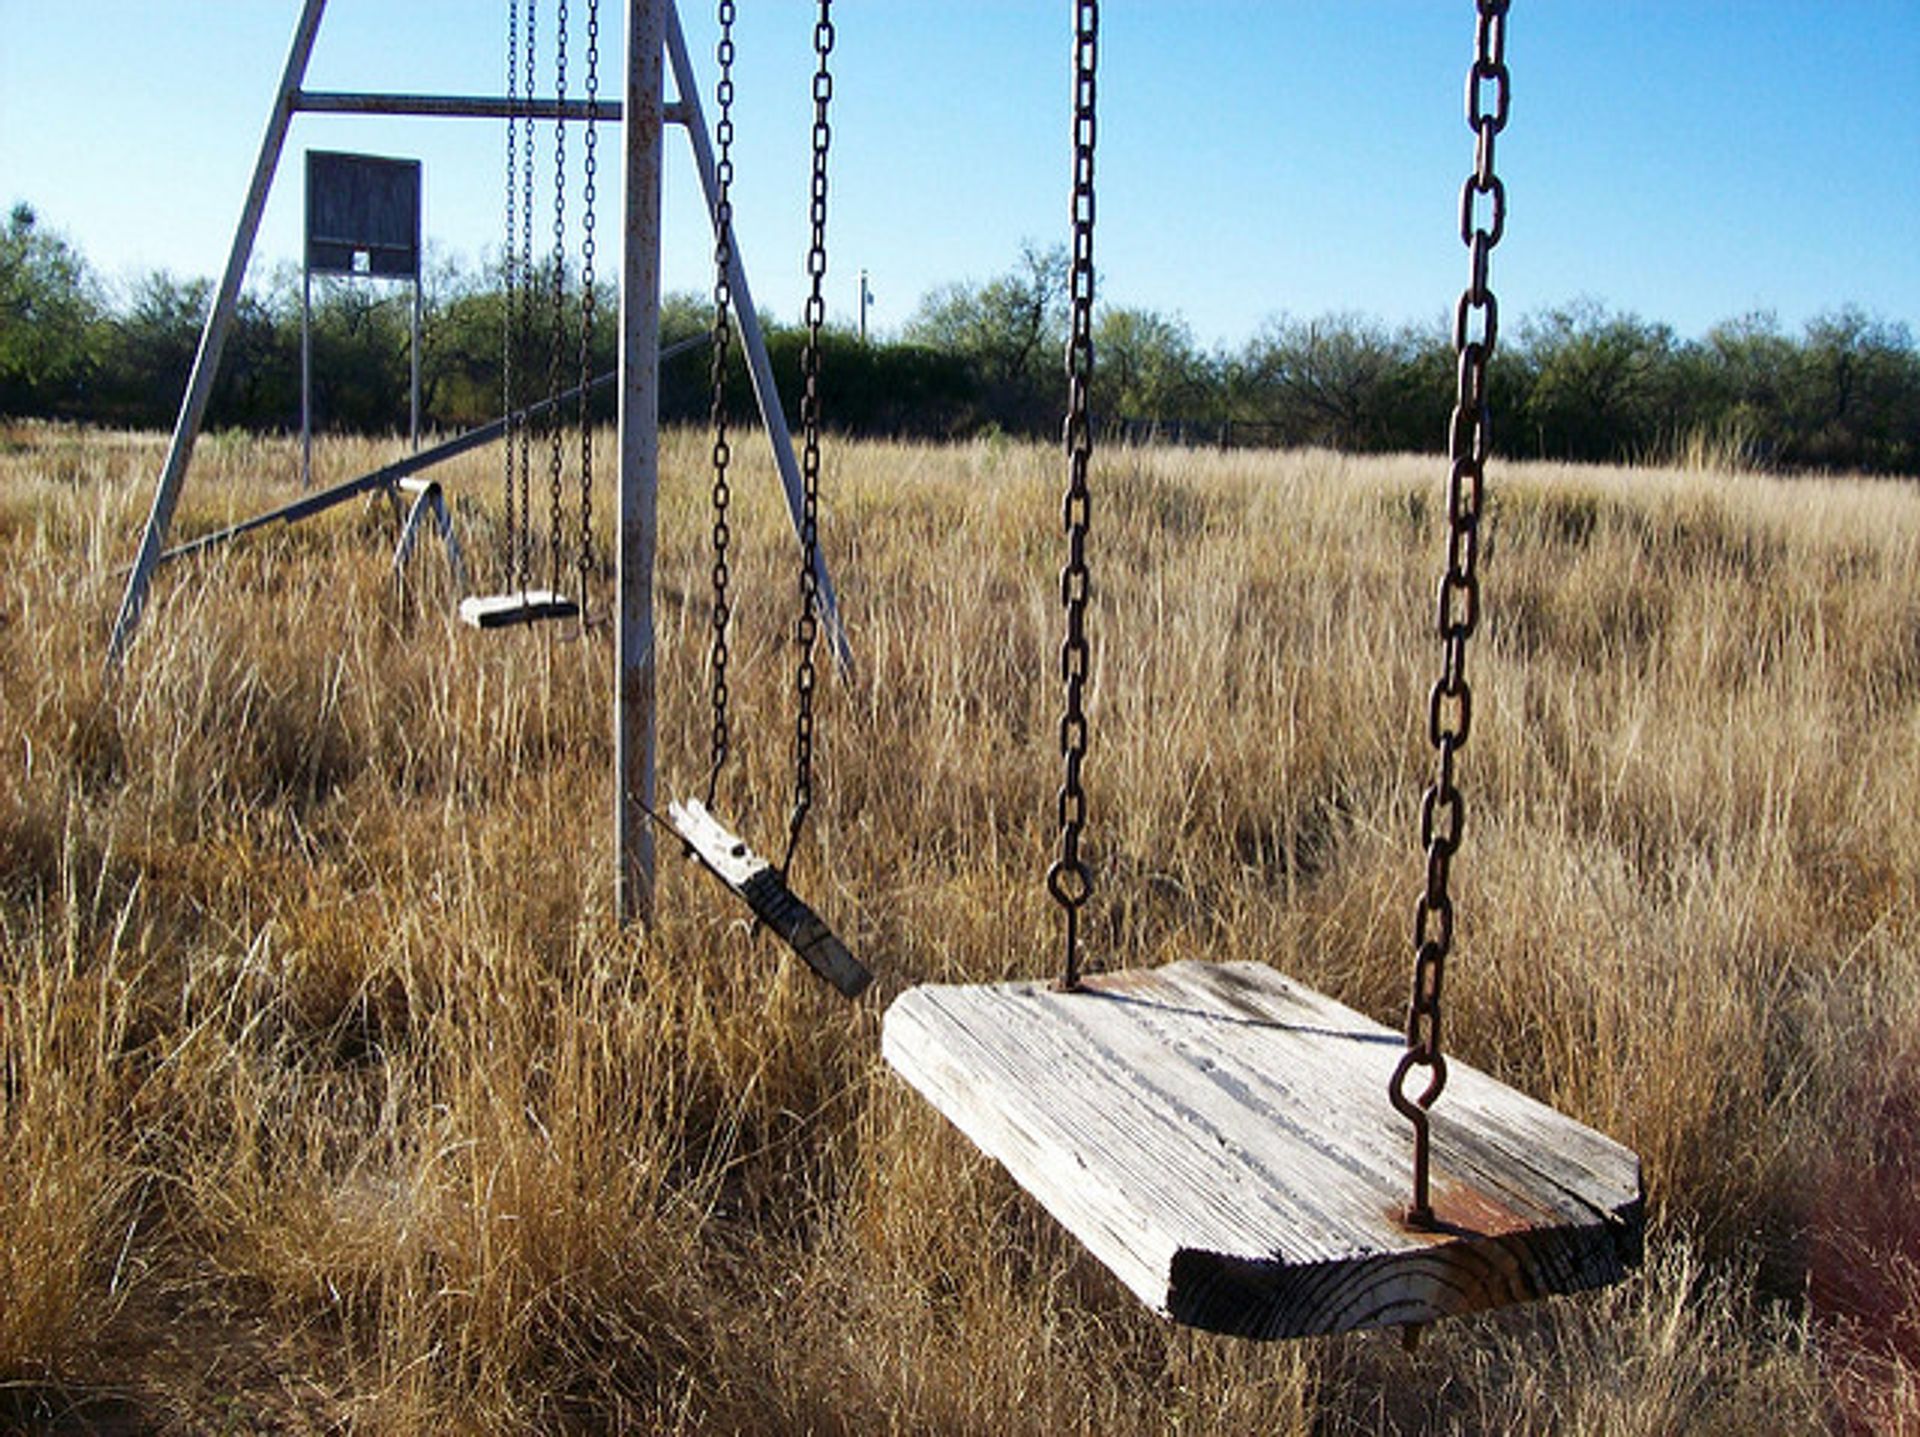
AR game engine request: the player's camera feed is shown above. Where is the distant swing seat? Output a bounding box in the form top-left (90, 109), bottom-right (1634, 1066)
top-left (882, 960), bottom-right (1643, 1340)
top-left (457, 589), bottom-right (580, 630)
top-left (668, 798), bottom-right (872, 999)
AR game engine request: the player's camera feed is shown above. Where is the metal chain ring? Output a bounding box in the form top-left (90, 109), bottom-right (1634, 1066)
top-left (1049, 0), bottom-right (1098, 990)
top-left (1389, 0), bottom-right (1509, 1230)
top-left (783, 0), bottom-right (833, 874)
top-left (705, 0), bottom-right (739, 805)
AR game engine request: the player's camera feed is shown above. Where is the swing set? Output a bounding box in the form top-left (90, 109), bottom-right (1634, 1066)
top-left (107, 0), bottom-right (1642, 1345)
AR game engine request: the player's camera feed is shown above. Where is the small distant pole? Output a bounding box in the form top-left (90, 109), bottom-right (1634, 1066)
top-left (409, 272), bottom-right (422, 451)
top-left (858, 268), bottom-right (873, 342)
top-left (301, 262), bottom-right (314, 486)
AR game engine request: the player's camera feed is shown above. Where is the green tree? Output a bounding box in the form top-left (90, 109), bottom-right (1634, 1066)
top-left (1231, 313), bottom-right (1424, 451)
top-left (1516, 301), bottom-right (1683, 462)
top-left (1095, 306), bottom-right (1214, 421)
top-left (1786, 308), bottom-right (1920, 472)
top-left (0, 202), bottom-right (103, 416)
top-left (93, 270), bottom-right (207, 426)
top-left (1677, 311), bottom-right (1798, 467)
top-left (902, 240), bottom-right (1066, 432)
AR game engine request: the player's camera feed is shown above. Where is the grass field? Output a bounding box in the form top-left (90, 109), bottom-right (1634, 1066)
top-left (4, 420), bottom-right (1919, 1432)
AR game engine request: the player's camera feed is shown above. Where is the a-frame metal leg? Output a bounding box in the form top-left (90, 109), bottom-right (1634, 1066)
top-left (106, 0), bottom-right (330, 670)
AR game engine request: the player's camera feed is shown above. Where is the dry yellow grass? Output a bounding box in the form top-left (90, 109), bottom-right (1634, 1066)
top-left (3, 417), bottom-right (1919, 1432)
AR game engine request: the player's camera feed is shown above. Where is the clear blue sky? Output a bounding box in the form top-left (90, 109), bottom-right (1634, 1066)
top-left (2, 2), bottom-right (1916, 350)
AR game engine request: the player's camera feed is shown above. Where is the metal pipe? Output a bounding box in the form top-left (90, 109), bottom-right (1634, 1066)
top-left (292, 89), bottom-right (625, 123)
top-left (108, 0), bottom-right (331, 669)
top-left (293, 88), bottom-right (698, 125)
top-left (616, 0), bottom-right (666, 929)
top-left (292, 90), bottom-right (691, 126)
top-left (146, 334), bottom-right (706, 570)
top-left (663, 3), bottom-right (853, 674)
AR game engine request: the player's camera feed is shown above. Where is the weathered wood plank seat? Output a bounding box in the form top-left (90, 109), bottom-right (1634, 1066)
top-left (668, 797), bottom-right (872, 999)
top-left (457, 589), bottom-right (579, 629)
top-left (882, 959), bottom-right (1642, 1340)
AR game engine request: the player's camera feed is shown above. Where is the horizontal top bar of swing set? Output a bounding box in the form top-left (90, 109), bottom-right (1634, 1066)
top-left (291, 90), bottom-right (686, 125)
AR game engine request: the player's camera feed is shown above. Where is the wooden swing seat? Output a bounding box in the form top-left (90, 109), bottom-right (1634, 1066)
top-left (457, 589), bottom-right (579, 629)
top-left (882, 959), bottom-right (1642, 1340)
top-left (667, 797), bottom-right (872, 999)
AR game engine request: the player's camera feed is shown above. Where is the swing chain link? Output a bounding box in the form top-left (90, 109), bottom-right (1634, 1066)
top-left (547, 0), bottom-right (570, 594)
top-left (502, 0), bottom-right (522, 591)
top-left (1049, 0), bottom-right (1098, 991)
top-left (705, 0), bottom-right (738, 804)
top-left (784, 0), bottom-right (833, 873)
top-left (577, 0), bottom-right (598, 600)
top-left (1390, 0), bottom-right (1508, 1230)
top-left (517, 0), bottom-right (538, 590)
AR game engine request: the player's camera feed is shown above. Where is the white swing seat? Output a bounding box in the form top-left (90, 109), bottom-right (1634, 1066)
top-left (667, 797), bottom-right (872, 999)
top-left (882, 959), bottom-right (1642, 1340)
top-left (457, 589), bottom-right (579, 629)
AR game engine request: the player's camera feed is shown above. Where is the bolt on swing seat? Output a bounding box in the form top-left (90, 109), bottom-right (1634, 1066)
top-left (668, 798), bottom-right (871, 999)
top-left (457, 588), bottom-right (580, 629)
top-left (882, 961), bottom-right (1642, 1340)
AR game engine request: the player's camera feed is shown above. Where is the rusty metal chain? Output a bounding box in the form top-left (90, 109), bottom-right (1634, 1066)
top-left (576, 0), bottom-right (598, 606)
top-left (783, 0), bottom-right (833, 874)
top-left (547, 0), bottom-right (570, 595)
top-left (516, 0), bottom-right (537, 590)
top-left (1389, 0), bottom-right (1509, 1230)
top-left (1048, 0), bottom-right (1098, 991)
top-left (568, 0), bottom-right (591, 610)
top-left (705, 0), bottom-right (738, 805)
top-left (502, 0), bottom-right (522, 591)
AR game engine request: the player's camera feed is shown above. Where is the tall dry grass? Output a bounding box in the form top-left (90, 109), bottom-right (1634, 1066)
top-left (3, 416), bottom-right (1918, 1432)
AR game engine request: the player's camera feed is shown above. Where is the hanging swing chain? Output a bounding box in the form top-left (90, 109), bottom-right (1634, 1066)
top-left (517, 0), bottom-right (538, 591)
top-left (1389, 0), bottom-right (1509, 1231)
top-left (547, 0), bottom-right (570, 595)
top-left (502, 0), bottom-right (523, 592)
top-left (704, 0), bottom-right (739, 806)
top-left (1048, 0), bottom-right (1098, 992)
top-left (782, 0), bottom-right (833, 875)
top-left (577, 0), bottom-right (599, 604)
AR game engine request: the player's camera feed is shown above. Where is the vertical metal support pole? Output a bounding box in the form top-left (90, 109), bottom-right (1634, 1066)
top-left (410, 164), bottom-right (423, 452)
top-left (663, 4), bottom-right (852, 672)
top-left (107, 0), bottom-right (330, 669)
top-left (410, 273), bottom-right (422, 449)
top-left (616, 0), bottom-right (665, 927)
top-left (302, 262), bottom-right (314, 486)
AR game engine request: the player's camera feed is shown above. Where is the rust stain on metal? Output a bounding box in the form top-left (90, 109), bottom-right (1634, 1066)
top-left (1390, 1172), bottom-right (1532, 1241)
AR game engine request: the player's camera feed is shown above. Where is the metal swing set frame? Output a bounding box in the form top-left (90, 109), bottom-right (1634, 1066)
top-left (107, 0), bottom-right (853, 937)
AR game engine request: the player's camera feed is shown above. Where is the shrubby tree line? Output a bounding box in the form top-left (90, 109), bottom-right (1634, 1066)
top-left (6, 202), bottom-right (1918, 476)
